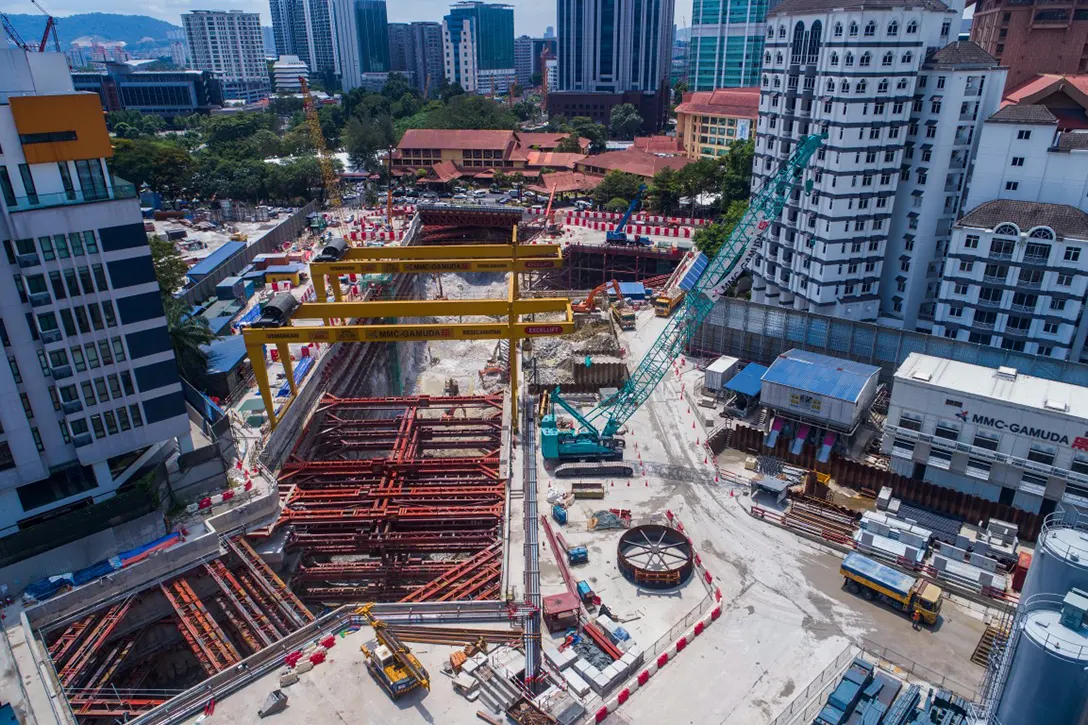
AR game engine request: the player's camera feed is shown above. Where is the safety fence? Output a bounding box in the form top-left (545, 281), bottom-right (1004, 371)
top-left (563, 210), bottom-right (712, 227)
top-left (857, 637), bottom-right (979, 702)
top-left (768, 645), bottom-right (859, 725)
top-left (564, 215), bottom-right (696, 239)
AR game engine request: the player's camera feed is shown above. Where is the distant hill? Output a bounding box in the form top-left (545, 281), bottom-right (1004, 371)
top-left (3, 13), bottom-right (181, 49)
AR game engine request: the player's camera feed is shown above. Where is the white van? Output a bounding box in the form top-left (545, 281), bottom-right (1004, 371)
top-left (471, 189), bottom-right (488, 198)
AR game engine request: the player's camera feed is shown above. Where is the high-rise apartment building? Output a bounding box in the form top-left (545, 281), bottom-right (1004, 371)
top-left (182, 10), bottom-right (270, 102)
top-left (551, 0), bottom-right (675, 131)
top-left (750, 0), bottom-right (1004, 329)
top-left (411, 22), bottom-right (445, 95)
top-left (0, 49), bottom-right (190, 535)
top-left (970, 0), bottom-right (1088, 91)
top-left (514, 35), bottom-right (557, 86)
top-left (688, 0), bottom-right (773, 90)
top-left (330, 0), bottom-right (390, 91)
top-left (442, 2), bottom-right (515, 94)
top-left (388, 23), bottom-right (415, 78)
top-left (270, 0), bottom-right (337, 77)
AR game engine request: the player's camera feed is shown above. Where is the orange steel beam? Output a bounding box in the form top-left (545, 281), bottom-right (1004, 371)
top-left (214, 595), bottom-right (261, 654)
top-left (204, 560), bottom-right (283, 645)
top-left (48, 613), bottom-right (96, 671)
top-left (400, 542), bottom-right (502, 603)
top-left (67, 694), bottom-right (169, 717)
top-left (59, 598), bottom-right (134, 689)
top-left (235, 570), bottom-right (295, 636)
top-left (76, 637), bottom-right (136, 693)
top-left (227, 537), bottom-right (313, 627)
top-left (160, 579), bottom-right (240, 675)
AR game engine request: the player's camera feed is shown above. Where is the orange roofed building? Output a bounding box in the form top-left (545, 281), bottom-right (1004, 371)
top-left (674, 87), bottom-right (759, 160)
top-left (393, 129), bottom-right (587, 184)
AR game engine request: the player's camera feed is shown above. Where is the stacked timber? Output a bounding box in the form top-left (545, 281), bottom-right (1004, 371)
top-left (783, 497), bottom-right (859, 545)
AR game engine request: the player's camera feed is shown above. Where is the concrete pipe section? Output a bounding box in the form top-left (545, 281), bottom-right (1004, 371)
top-left (617, 524), bottom-right (695, 589)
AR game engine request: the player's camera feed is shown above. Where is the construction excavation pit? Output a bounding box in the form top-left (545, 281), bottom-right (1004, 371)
top-left (38, 537), bottom-right (313, 724)
top-left (617, 524), bottom-right (695, 590)
top-left (255, 393), bottom-right (508, 605)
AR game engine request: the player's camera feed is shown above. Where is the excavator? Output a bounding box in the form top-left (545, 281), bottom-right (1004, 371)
top-left (541, 134), bottom-right (825, 462)
top-left (572, 280), bottom-right (622, 314)
top-left (356, 604), bottom-right (430, 699)
top-left (606, 184), bottom-right (651, 246)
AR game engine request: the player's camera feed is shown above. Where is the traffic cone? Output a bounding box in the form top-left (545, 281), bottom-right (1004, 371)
top-left (627, 481), bottom-right (630, 487)
top-left (692, 421), bottom-right (696, 429)
top-left (730, 490), bottom-right (734, 497)
top-left (714, 475), bottom-right (719, 483)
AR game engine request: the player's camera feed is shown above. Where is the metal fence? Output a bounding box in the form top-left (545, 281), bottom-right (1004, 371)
top-left (691, 298), bottom-right (1088, 387)
top-left (857, 637), bottom-right (979, 702)
top-left (177, 200), bottom-right (318, 307)
top-left (769, 645), bottom-right (859, 725)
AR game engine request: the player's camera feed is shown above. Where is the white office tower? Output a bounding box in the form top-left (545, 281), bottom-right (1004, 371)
top-left (750, 0), bottom-right (1004, 328)
top-left (273, 54), bottom-right (310, 92)
top-left (0, 50), bottom-right (190, 535)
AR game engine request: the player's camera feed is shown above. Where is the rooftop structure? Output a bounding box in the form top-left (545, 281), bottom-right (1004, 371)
top-left (1001, 73), bottom-right (1088, 130)
top-left (576, 148), bottom-right (695, 179)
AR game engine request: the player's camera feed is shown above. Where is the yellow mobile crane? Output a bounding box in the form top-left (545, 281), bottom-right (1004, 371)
top-left (355, 604), bottom-right (430, 699)
top-left (299, 76), bottom-right (341, 211)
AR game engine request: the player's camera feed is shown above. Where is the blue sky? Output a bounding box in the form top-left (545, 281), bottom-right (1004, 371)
top-left (0, 0), bottom-right (617, 36)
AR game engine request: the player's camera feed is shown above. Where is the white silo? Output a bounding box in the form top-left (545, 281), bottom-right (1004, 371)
top-left (1019, 505), bottom-right (1088, 603)
top-left (992, 589), bottom-right (1088, 725)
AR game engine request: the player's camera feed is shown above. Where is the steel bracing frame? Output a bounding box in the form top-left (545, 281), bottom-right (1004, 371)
top-left (254, 394), bottom-right (508, 605)
top-left (44, 545), bottom-right (313, 725)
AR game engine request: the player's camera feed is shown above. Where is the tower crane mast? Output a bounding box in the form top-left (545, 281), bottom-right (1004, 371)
top-left (299, 76), bottom-right (342, 211)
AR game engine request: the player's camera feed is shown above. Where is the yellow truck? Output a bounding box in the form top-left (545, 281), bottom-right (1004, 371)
top-left (840, 552), bottom-right (943, 625)
top-left (610, 302), bottom-right (636, 330)
top-left (653, 290), bottom-right (685, 317)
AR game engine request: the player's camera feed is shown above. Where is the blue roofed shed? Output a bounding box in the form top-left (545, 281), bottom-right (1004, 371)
top-left (760, 349), bottom-right (881, 432)
top-left (613, 282), bottom-right (647, 300)
top-left (198, 336), bottom-right (250, 399)
top-left (186, 241), bottom-right (246, 282)
top-left (725, 363), bottom-right (768, 398)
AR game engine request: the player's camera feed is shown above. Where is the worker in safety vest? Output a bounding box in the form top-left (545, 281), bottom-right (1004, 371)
top-left (912, 610), bottom-right (921, 630)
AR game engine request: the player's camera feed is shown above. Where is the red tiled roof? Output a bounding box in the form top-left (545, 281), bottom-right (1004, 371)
top-left (675, 87), bottom-right (760, 118)
top-left (537, 171), bottom-right (602, 194)
top-left (399, 129), bottom-right (515, 150)
top-left (1004, 74), bottom-right (1088, 104)
top-left (632, 135), bottom-right (683, 154)
top-left (430, 160), bottom-right (463, 183)
top-left (515, 132), bottom-right (589, 151)
top-left (525, 150), bottom-right (586, 168)
top-left (576, 149), bottom-right (695, 178)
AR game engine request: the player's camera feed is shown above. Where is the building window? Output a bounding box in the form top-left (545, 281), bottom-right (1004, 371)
top-left (973, 432), bottom-right (1000, 451)
top-left (1064, 247), bottom-right (1081, 262)
top-left (1058, 273), bottom-right (1074, 286)
top-left (18, 164), bottom-right (38, 205)
top-left (1011, 157), bottom-right (1025, 167)
top-left (1028, 445), bottom-right (1056, 466)
top-left (966, 458), bottom-right (991, 480)
top-left (934, 421), bottom-right (961, 441)
top-left (898, 412), bottom-right (923, 431)
top-left (1005, 181), bottom-right (1019, 191)
top-left (1017, 130), bottom-right (1031, 140)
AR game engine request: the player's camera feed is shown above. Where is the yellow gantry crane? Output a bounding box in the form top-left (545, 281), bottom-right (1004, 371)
top-left (243, 230), bottom-right (571, 430)
top-left (299, 76), bottom-right (341, 211)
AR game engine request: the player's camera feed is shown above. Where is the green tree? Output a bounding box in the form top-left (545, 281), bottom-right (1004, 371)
top-left (530, 72), bottom-right (542, 87)
top-left (106, 110), bottom-right (165, 137)
top-left (693, 200), bottom-right (749, 257)
top-left (720, 138), bottom-right (755, 204)
top-left (110, 139), bottom-right (193, 198)
top-left (648, 166), bottom-right (680, 215)
top-left (438, 80), bottom-right (465, 102)
top-left (592, 171), bottom-right (642, 207)
top-left (364, 187), bottom-right (379, 207)
top-left (150, 236), bottom-right (215, 381)
top-left (381, 73), bottom-right (415, 101)
top-left (424, 94), bottom-right (518, 130)
top-left (605, 197), bottom-right (629, 213)
top-left (344, 115), bottom-right (396, 170)
top-left (676, 158), bottom-right (722, 219)
top-left (570, 116), bottom-right (607, 153)
top-left (545, 115), bottom-right (570, 133)
top-left (608, 103), bottom-right (643, 140)
top-left (555, 132), bottom-right (583, 154)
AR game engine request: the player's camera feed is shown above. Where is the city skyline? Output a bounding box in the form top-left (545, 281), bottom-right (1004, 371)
top-left (0, 0), bottom-right (698, 38)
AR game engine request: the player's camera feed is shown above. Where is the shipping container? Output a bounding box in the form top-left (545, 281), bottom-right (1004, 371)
top-left (216, 276), bottom-right (245, 302)
top-left (704, 355), bottom-right (741, 392)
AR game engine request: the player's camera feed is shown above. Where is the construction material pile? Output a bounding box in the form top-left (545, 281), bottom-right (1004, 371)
top-left (588, 509), bottom-right (632, 531)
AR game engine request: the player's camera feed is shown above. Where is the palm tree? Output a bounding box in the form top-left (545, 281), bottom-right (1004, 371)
top-left (165, 299), bottom-right (215, 382)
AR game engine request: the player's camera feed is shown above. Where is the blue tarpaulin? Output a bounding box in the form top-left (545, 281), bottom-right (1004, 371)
top-left (725, 363), bottom-right (768, 398)
top-left (276, 354), bottom-right (315, 397)
top-left (236, 305), bottom-right (262, 327)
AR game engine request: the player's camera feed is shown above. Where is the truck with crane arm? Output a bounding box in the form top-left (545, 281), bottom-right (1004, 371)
top-left (606, 184), bottom-right (652, 246)
top-left (355, 603), bottom-right (431, 699)
top-left (541, 134), bottom-right (824, 462)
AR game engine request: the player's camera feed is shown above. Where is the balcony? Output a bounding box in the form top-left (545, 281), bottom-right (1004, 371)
top-left (40, 329), bottom-right (63, 344)
top-left (1019, 278), bottom-right (1043, 290)
top-left (6, 177), bottom-right (137, 213)
top-left (974, 320), bottom-right (996, 331)
top-left (1024, 254), bottom-right (1050, 265)
top-left (16, 253), bottom-right (40, 269)
top-left (988, 251), bottom-right (1013, 261)
top-left (28, 292), bottom-right (52, 308)
top-left (51, 365), bottom-right (72, 379)
top-left (61, 400), bottom-right (82, 415)
top-left (982, 274), bottom-right (1007, 284)
top-left (977, 297), bottom-right (1004, 309)
top-left (1011, 302), bottom-right (1037, 313)
top-left (72, 433), bottom-right (93, 448)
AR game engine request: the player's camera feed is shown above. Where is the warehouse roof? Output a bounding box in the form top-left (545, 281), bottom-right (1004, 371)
top-left (894, 353), bottom-right (1088, 421)
top-left (186, 241), bottom-right (246, 281)
top-left (762, 349), bottom-right (880, 402)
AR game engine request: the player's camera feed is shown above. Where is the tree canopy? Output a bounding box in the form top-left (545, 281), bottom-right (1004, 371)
top-left (592, 171), bottom-right (643, 208)
top-left (609, 104), bottom-right (643, 140)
